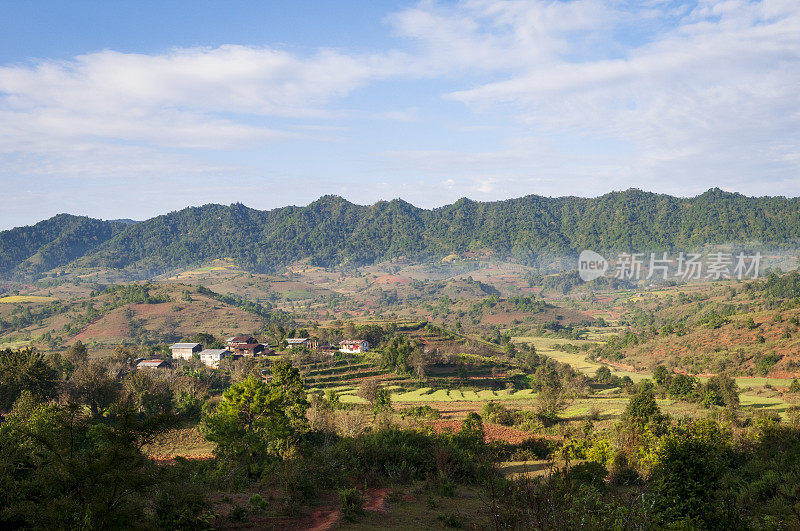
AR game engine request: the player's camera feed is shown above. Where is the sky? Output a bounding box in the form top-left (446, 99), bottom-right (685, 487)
top-left (0, 0), bottom-right (799, 229)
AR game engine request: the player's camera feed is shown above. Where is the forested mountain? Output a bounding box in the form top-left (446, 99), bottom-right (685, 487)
top-left (3, 188), bottom-right (800, 279)
top-left (0, 214), bottom-right (126, 278)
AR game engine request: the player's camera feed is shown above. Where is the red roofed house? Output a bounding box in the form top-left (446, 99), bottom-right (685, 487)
top-left (226, 335), bottom-right (265, 357)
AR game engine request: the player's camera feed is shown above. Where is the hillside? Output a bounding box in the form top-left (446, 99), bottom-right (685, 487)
top-left (0, 214), bottom-right (126, 279)
top-left (3, 188), bottom-right (800, 279)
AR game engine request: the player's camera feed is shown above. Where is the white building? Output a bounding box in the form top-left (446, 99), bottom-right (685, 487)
top-left (200, 349), bottom-right (231, 368)
top-left (339, 340), bottom-right (369, 353)
top-left (170, 342), bottom-right (202, 361)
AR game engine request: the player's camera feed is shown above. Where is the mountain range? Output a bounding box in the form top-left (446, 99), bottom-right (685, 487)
top-left (2, 188), bottom-right (800, 280)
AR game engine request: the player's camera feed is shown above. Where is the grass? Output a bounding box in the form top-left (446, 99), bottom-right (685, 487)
top-left (388, 387), bottom-right (537, 402)
top-left (0, 339), bottom-right (32, 349)
top-left (0, 295), bottom-right (56, 303)
top-left (341, 485), bottom-right (489, 530)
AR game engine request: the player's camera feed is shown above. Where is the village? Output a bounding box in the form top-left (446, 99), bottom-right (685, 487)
top-left (135, 335), bottom-right (370, 370)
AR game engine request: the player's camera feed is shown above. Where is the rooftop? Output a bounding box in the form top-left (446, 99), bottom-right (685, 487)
top-left (228, 335), bottom-right (257, 344)
top-left (201, 349), bottom-right (230, 356)
top-left (170, 342), bottom-right (201, 349)
top-left (137, 359), bottom-right (167, 367)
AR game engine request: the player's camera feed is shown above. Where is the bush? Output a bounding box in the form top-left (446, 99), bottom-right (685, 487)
top-left (565, 461), bottom-right (608, 489)
top-left (248, 493), bottom-right (268, 511)
top-left (755, 354), bottom-right (781, 376)
top-left (667, 374), bottom-right (696, 399)
top-left (437, 512), bottom-right (464, 528)
top-left (482, 401), bottom-right (519, 426)
top-left (403, 404), bottom-right (441, 420)
top-left (339, 488), bottom-right (364, 521)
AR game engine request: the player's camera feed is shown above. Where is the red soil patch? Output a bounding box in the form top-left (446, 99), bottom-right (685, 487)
top-left (294, 487), bottom-right (390, 531)
top-left (432, 420), bottom-right (538, 445)
top-left (374, 275), bottom-right (412, 285)
top-left (71, 307), bottom-right (130, 341)
top-left (305, 506), bottom-right (341, 531)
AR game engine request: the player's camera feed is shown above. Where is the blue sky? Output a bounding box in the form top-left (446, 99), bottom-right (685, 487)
top-left (1, 0), bottom-right (799, 229)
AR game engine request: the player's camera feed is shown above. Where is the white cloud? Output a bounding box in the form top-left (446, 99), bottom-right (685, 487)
top-left (433, 0), bottom-right (800, 190)
top-left (1, 0), bottom-right (800, 226)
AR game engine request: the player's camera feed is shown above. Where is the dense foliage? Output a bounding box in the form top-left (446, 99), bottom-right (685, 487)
top-left (0, 214), bottom-right (126, 278)
top-left (4, 188), bottom-right (800, 278)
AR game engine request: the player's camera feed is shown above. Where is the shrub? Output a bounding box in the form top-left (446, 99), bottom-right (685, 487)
top-left (667, 374), bottom-right (696, 399)
top-left (248, 493), bottom-right (268, 511)
top-left (339, 488), bottom-right (364, 521)
top-left (565, 461), bottom-right (608, 489)
top-left (403, 404), bottom-right (441, 420)
top-left (755, 354), bottom-right (781, 376)
top-left (437, 512), bottom-right (464, 528)
top-left (482, 401), bottom-right (519, 426)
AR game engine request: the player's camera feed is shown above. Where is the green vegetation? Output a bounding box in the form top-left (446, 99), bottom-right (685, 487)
top-left (4, 189), bottom-right (800, 278)
top-left (0, 214), bottom-right (127, 279)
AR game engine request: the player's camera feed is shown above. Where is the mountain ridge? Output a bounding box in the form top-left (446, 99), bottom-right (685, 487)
top-left (2, 188), bottom-right (800, 279)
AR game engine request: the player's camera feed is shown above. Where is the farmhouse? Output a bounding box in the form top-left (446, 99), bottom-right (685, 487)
top-left (286, 337), bottom-right (311, 349)
top-left (200, 349), bottom-right (231, 368)
top-left (137, 359), bottom-right (169, 369)
top-left (340, 340), bottom-right (369, 353)
top-left (226, 335), bottom-right (265, 356)
top-left (169, 342), bottom-right (202, 361)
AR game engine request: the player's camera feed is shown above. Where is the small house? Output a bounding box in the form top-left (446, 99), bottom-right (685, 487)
top-left (137, 359), bottom-right (169, 369)
top-left (286, 338), bottom-right (311, 349)
top-left (226, 335), bottom-right (265, 356)
top-left (200, 349), bottom-right (231, 368)
top-left (170, 342), bottom-right (202, 361)
top-left (339, 340), bottom-right (369, 354)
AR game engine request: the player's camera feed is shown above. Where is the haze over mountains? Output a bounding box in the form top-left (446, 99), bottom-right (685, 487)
top-left (2, 188), bottom-right (800, 280)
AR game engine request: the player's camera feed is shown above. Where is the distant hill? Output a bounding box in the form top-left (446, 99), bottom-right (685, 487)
top-left (0, 214), bottom-right (126, 278)
top-left (2, 188), bottom-right (800, 279)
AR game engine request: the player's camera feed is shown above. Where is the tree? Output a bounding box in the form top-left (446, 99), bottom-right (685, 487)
top-left (653, 365), bottom-right (671, 386)
top-left (790, 379), bottom-right (800, 393)
top-left (0, 348), bottom-right (58, 413)
top-left (64, 359), bottom-right (121, 417)
top-left (699, 374), bottom-right (739, 409)
top-left (379, 335), bottom-right (417, 374)
top-left (594, 365), bottom-right (614, 384)
top-left (623, 389), bottom-right (666, 429)
top-left (357, 379), bottom-right (391, 416)
top-left (191, 332), bottom-right (221, 349)
top-left (65, 340), bottom-right (88, 365)
top-left (408, 349), bottom-right (427, 380)
top-left (203, 376), bottom-right (293, 460)
top-left (668, 374), bottom-right (696, 399)
top-left (517, 350), bottom-right (540, 372)
top-left (204, 361), bottom-right (309, 461)
top-left (122, 370), bottom-right (173, 416)
top-left (269, 359), bottom-right (309, 430)
top-left (458, 412), bottom-right (485, 450)
top-left (0, 394), bottom-right (183, 529)
top-left (651, 420), bottom-right (733, 528)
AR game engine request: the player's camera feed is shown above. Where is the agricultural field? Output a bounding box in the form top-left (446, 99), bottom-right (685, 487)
top-left (5, 260), bottom-right (800, 529)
